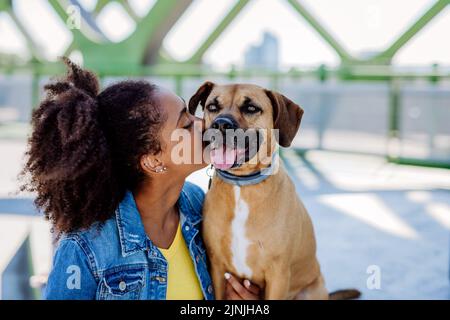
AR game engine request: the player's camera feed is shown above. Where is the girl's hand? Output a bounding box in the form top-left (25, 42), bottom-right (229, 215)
top-left (224, 272), bottom-right (262, 300)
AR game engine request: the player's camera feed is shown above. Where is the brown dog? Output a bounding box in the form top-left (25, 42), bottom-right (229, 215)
top-left (189, 82), bottom-right (359, 300)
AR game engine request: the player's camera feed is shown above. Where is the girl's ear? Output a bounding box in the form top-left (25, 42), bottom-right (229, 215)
top-left (140, 154), bottom-right (163, 174)
top-left (188, 81), bottom-right (215, 115)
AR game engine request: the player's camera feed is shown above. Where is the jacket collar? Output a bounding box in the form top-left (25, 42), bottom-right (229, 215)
top-left (116, 186), bottom-right (201, 257)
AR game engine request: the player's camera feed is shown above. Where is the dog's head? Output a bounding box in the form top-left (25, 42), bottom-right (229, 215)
top-left (189, 81), bottom-right (303, 174)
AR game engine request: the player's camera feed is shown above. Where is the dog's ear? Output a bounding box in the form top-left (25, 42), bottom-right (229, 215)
top-left (188, 81), bottom-right (215, 115)
top-left (265, 90), bottom-right (304, 148)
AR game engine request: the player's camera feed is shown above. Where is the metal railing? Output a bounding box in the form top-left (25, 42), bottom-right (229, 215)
top-left (1, 65), bottom-right (449, 168)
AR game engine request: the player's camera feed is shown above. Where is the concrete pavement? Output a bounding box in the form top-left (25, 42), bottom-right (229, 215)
top-left (1, 138), bottom-right (449, 299)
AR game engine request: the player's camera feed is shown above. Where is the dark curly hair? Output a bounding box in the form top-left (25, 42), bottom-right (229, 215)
top-left (21, 58), bottom-right (166, 234)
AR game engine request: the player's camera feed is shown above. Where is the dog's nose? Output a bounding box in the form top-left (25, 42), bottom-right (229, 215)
top-left (211, 116), bottom-right (238, 132)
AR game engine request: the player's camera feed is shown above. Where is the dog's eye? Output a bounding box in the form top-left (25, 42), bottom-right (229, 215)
top-left (241, 104), bottom-right (261, 114)
top-left (206, 104), bottom-right (219, 112)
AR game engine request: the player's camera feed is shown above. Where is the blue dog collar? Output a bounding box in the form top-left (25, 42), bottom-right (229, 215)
top-left (214, 151), bottom-right (280, 187)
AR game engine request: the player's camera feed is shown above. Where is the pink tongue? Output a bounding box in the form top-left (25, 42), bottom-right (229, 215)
top-left (210, 145), bottom-right (236, 170)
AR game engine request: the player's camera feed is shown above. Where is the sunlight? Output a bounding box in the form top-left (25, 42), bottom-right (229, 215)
top-left (319, 193), bottom-right (419, 239)
top-left (96, 2), bottom-right (136, 42)
top-left (282, 149), bottom-right (320, 190)
top-left (426, 203), bottom-right (450, 230)
top-left (0, 214), bottom-right (31, 274)
top-left (406, 191), bottom-right (432, 203)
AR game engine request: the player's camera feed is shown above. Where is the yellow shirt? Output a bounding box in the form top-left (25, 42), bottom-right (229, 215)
top-left (158, 223), bottom-right (204, 300)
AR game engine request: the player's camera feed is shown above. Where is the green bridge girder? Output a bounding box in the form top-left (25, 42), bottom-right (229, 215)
top-left (186, 0), bottom-right (251, 64)
top-left (0, 0), bottom-right (43, 61)
top-left (0, 0), bottom-right (449, 77)
top-left (288, 0), bottom-right (450, 66)
top-left (372, 0), bottom-right (450, 64)
top-left (47, 0), bottom-right (193, 73)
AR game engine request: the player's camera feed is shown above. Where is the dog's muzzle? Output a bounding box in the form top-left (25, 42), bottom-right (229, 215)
top-left (205, 115), bottom-right (263, 171)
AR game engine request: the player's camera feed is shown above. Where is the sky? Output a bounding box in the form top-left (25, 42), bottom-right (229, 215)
top-left (0, 0), bottom-right (449, 68)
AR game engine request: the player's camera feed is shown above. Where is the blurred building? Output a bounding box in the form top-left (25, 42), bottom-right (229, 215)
top-left (244, 32), bottom-right (279, 70)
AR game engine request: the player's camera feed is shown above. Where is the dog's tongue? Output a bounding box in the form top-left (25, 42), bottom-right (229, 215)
top-left (210, 145), bottom-right (236, 170)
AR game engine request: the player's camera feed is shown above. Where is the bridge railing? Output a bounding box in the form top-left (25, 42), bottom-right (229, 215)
top-left (1, 66), bottom-right (449, 167)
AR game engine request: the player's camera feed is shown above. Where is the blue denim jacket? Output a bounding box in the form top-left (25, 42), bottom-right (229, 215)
top-left (45, 182), bottom-right (214, 300)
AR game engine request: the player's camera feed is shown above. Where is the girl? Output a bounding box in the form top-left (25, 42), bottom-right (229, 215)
top-left (22, 58), bottom-right (260, 300)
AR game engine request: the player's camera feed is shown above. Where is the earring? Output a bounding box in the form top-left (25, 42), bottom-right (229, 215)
top-left (144, 160), bottom-right (167, 173)
top-left (155, 166), bottom-right (167, 173)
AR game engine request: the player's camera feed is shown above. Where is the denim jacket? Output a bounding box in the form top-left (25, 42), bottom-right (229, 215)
top-left (44, 182), bottom-right (214, 300)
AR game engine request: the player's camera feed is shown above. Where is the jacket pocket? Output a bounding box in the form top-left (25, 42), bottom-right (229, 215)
top-left (97, 266), bottom-right (145, 300)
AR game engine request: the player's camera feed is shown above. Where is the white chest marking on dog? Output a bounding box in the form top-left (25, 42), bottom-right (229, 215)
top-left (230, 186), bottom-right (253, 278)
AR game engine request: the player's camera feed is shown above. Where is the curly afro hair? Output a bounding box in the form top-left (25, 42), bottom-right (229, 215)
top-left (21, 58), bottom-right (166, 235)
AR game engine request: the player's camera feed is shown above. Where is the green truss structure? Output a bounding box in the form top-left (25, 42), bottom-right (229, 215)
top-left (0, 0), bottom-right (448, 75)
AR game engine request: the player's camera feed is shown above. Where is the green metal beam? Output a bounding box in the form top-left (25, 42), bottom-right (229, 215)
top-left (0, 0), bottom-right (11, 12)
top-left (119, 0), bottom-right (140, 22)
top-left (3, 60), bottom-right (450, 81)
top-left (374, 0), bottom-right (450, 63)
top-left (48, 0), bottom-right (91, 45)
top-left (0, 0), bottom-right (42, 60)
top-left (3, 0), bottom-right (450, 71)
top-left (93, 0), bottom-right (109, 14)
top-left (387, 156), bottom-right (450, 170)
top-left (5, 9), bottom-right (42, 60)
top-left (186, 0), bottom-right (251, 64)
top-left (286, 0), bottom-right (354, 63)
top-left (388, 80), bottom-right (400, 139)
top-left (134, 0), bottom-right (193, 64)
top-left (93, 0), bottom-right (139, 21)
top-left (47, 0), bottom-right (193, 70)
